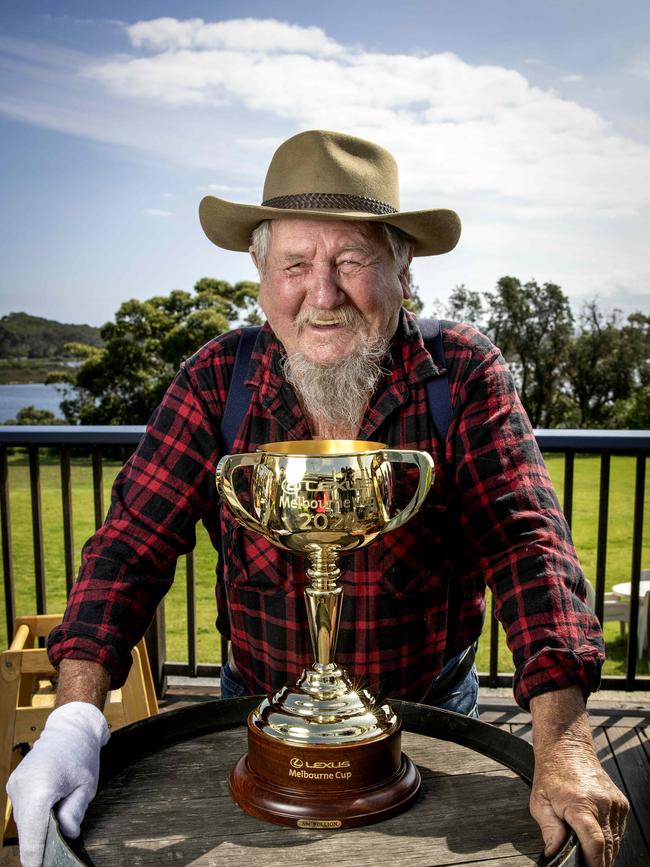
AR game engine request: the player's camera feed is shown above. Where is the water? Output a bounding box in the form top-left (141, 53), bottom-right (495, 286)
top-left (0, 383), bottom-right (64, 422)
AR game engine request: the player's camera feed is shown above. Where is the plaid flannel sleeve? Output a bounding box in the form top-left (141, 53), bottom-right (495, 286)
top-left (47, 359), bottom-right (224, 688)
top-left (447, 326), bottom-right (604, 709)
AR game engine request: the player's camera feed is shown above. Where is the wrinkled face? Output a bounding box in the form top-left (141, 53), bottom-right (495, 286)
top-left (251, 219), bottom-right (411, 364)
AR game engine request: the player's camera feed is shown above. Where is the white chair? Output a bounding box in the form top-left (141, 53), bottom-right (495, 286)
top-left (587, 571), bottom-right (650, 659)
top-left (633, 570), bottom-right (650, 660)
top-left (584, 578), bottom-right (629, 638)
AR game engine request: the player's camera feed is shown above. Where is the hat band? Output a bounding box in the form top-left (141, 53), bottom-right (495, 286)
top-left (261, 192), bottom-right (397, 216)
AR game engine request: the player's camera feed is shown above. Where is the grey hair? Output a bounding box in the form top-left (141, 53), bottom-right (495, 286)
top-left (379, 223), bottom-right (413, 274)
top-left (250, 220), bottom-right (412, 276)
top-left (250, 221), bottom-right (273, 274)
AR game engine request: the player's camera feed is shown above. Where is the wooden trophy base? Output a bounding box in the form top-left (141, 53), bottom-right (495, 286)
top-left (229, 711), bottom-right (421, 829)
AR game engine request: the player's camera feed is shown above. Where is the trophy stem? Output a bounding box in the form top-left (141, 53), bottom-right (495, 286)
top-left (305, 546), bottom-right (340, 591)
top-left (305, 547), bottom-right (342, 668)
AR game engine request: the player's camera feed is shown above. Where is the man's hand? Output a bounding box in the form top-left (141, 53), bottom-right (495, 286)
top-left (530, 687), bottom-right (629, 867)
top-left (7, 659), bottom-right (110, 867)
top-left (7, 702), bottom-right (110, 866)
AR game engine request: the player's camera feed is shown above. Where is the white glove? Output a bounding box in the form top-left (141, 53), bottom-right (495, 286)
top-left (6, 701), bottom-right (110, 867)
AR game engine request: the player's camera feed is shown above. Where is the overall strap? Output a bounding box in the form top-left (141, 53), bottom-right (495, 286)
top-left (220, 326), bottom-right (260, 453)
top-left (417, 318), bottom-right (462, 688)
top-left (417, 317), bottom-right (453, 442)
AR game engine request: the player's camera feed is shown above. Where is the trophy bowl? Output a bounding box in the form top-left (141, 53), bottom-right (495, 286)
top-left (216, 439), bottom-right (434, 829)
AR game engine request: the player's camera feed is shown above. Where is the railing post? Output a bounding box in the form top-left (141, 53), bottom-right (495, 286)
top-left (0, 447), bottom-right (15, 642)
top-left (625, 454), bottom-right (647, 689)
top-left (594, 453), bottom-right (611, 624)
top-left (91, 447), bottom-right (104, 530)
top-left (60, 446), bottom-right (75, 595)
top-left (186, 551), bottom-right (197, 677)
top-left (489, 597), bottom-right (499, 688)
top-left (28, 446), bottom-right (46, 614)
top-left (563, 451), bottom-right (575, 528)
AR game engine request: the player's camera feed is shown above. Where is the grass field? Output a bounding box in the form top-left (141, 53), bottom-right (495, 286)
top-left (0, 452), bottom-right (648, 677)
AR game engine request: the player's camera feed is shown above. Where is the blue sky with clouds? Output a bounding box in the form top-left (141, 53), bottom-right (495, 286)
top-left (1, 1), bottom-right (649, 326)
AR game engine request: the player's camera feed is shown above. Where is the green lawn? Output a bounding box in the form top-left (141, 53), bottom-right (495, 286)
top-left (0, 454), bottom-right (222, 666)
top-left (0, 452), bottom-right (648, 676)
top-left (475, 454), bottom-right (650, 677)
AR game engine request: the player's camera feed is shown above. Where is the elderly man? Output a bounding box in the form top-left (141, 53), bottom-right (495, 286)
top-left (8, 130), bottom-right (627, 867)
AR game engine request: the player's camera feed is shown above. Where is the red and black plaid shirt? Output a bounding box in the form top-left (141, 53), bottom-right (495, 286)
top-left (48, 312), bottom-right (604, 708)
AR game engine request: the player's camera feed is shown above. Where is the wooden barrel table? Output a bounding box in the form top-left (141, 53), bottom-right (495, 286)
top-left (44, 698), bottom-right (579, 867)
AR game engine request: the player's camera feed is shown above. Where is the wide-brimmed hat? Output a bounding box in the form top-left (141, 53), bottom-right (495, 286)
top-left (199, 130), bottom-right (461, 256)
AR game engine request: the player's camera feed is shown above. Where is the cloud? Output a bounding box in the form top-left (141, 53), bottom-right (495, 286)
top-left (126, 17), bottom-right (343, 56)
top-left (3, 18), bottom-right (650, 228)
top-left (143, 208), bottom-right (172, 217)
top-left (75, 18), bottom-right (650, 222)
top-left (43, 14), bottom-right (127, 28)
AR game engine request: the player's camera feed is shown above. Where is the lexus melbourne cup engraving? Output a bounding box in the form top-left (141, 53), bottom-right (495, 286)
top-left (216, 440), bottom-right (434, 828)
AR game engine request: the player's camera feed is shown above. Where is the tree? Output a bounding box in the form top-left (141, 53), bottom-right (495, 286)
top-left (3, 406), bottom-right (65, 426)
top-left (561, 304), bottom-right (640, 427)
top-left (608, 386), bottom-right (650, 429)
top-left (443, 285), bottom-right (487, 329)
top-left (485, 277), bottom-right (574, 428)
top-left (57, 279), bottom-right (260, 425)
top-left (606, 312), bottom-right (650, 429)
top-left (438, 279), bottom-right (647, 429)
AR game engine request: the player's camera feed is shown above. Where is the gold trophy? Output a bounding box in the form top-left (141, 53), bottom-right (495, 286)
top-left (216, 440), bottom-right (434, 828)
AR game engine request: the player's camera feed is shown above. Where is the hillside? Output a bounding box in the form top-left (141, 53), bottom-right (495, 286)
top-left (0, 312), bottom-right (103, 359)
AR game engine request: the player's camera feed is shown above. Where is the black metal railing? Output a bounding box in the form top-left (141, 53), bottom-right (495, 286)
top-left (0, 426), bottom-right (648, 694)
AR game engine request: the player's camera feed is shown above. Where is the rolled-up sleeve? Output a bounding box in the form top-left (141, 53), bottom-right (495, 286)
top-left (48, 363), bottom-right (223, 688)
top-left (448, 329), bottom-right (604, 709)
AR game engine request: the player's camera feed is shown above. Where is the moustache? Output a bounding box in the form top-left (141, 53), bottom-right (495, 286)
top-left (294, 306), bottom-right (364, 333)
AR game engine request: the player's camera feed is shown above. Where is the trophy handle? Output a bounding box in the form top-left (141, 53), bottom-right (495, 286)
top-left (381, 450), bottom-right (435, 534)
top-left (215, 453), bottom-right (262, 534)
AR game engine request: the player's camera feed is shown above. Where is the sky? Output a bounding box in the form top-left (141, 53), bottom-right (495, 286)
top-left (1, 0), bottom-right (649, 327)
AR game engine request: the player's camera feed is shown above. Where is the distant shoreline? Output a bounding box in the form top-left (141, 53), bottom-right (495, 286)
top-left (0, 358), bottom-right (76, 386)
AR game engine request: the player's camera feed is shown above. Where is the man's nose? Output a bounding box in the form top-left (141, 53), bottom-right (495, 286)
top-left (307, 263), bottom-right (345, 309)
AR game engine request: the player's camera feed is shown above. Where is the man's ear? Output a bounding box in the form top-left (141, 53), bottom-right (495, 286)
top-left (400, 245), bottom-right (415, 298)
top-left (249, 247), bottom-right (260, 274)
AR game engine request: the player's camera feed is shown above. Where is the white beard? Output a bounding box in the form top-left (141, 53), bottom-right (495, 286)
top-left (282, 337), bottom-right (390, 439)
